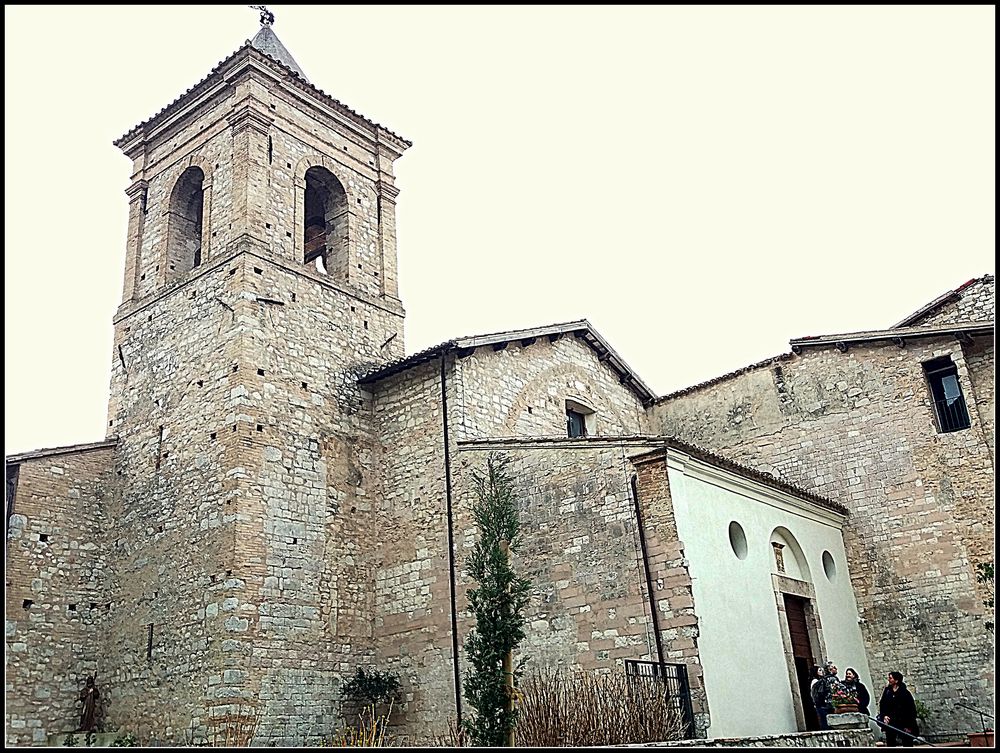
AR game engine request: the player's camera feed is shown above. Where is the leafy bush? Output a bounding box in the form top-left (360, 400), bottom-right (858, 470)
top-left (975, 561), bottom-right (994, 632)
top-left (110, 732), bottom-right (137, 747)
top-left (341, 668), bottom-right (401, 711)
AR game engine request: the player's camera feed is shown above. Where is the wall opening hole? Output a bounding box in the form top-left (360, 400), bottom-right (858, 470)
top-left (822, 551), bottom-right (837, 581)
top-left (728, 521), bottom-right (749, 560)
top-left (39, 533), bottom-right (49, 542)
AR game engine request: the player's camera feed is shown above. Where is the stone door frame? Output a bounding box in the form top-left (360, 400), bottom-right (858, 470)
top-left (773, 574), bottom-right (827, 732)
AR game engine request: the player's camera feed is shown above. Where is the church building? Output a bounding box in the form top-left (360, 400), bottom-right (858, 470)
top-left (5, 13), bottom-right (993, 746)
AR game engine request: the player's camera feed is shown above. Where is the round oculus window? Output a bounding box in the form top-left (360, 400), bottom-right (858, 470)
top-left (728, 521), bottom-right (748, 560)
top-left (822, 550), bottom-right (837, 581)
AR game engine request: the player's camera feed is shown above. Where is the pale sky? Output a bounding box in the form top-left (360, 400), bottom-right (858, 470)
top-left (4, 5), bottom-right (995, 455)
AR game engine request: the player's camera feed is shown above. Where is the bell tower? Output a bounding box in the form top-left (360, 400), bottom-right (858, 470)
top-left (100, 11), bottom-right (410, 742)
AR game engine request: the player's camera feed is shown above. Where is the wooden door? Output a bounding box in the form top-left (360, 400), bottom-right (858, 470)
top-left (784, 594), bottom-right (820, 731)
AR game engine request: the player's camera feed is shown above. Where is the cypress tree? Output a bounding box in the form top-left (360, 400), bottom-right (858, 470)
top-left (461, 452), bottom-right (532, 746)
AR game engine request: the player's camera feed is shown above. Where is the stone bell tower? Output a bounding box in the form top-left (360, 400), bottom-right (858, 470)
top-left (99, 11), bottom-right (410, 742)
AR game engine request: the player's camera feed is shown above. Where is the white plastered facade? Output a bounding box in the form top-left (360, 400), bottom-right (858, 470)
top-left (666, 447), bottom-right (873, 738)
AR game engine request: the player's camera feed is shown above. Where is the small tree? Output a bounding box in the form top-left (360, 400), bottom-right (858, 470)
top-left (462, 453), bottom-right (532, 747)
top-left (341, 667), bottom-right (401, 718)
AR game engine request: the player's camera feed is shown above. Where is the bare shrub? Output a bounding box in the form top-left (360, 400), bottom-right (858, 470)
top-left (432, 718), bottom-right (468, 747)
top-left (516, 667), bottom-right (687, 747)
top-left (205, 702), bottom-right (263, 747)
top-left (328, 701), bottom-right (395, 747)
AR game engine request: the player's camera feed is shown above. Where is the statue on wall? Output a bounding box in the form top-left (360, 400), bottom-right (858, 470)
top-left (79, 676), bottom-right (100, 732)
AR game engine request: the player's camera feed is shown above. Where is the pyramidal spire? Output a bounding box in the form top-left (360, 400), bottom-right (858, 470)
top-left (248, 6), bottom-right (308, 82)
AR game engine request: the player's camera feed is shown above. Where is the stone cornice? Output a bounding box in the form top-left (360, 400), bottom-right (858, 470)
top-left (124, 180), bottom-right (149, 201)
top-left (113, 242), bottom-right (405, 325)
top-left (229, 102), bottom-right (274, 135)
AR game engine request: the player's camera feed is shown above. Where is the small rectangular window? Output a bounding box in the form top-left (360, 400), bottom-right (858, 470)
top-left (923, 357), bottom-right (971, 433)
top-left (567, 409), bottom-right (587, 438)
top-left (566, 399), bottom-right (596, 438)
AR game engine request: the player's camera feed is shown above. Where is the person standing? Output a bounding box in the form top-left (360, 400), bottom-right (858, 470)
top-left (811, 662), bottom-right (838, 730)
top-left (878, 671), bottom-right (918, 746)
top-left (78, 676), bottom-right (100, 732)
top-left (842, 667), bottom-right (871, 716)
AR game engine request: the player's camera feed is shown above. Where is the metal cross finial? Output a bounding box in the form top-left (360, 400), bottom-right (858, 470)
top-left (249, 5), bottom-right (274, 26)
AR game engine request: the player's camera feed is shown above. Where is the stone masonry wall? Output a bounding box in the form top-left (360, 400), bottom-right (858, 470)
top-left (914, 275), bottom-right (995, 326)
top-left (5, 447), bottom-right (116, 746)
top-left (452, 444), bottom-right (706, 739)
top-left (96, 42), bottom-right (409, 745)
top-left (102, 255), bottom-right (250, 744)
top-left (652, 336), bottom-right (995, 736)
top-left (370, 359), bottom-right (456, 741)
top-left (368, 337), bottom-right (694, 743)
top-left (235, 250), bottom-right (403, 744)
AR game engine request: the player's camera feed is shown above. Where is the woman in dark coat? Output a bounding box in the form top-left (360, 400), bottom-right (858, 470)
top-left (843, 667), bottom-right (871, 716)
top-left (878, 671), bottom-right (918, 746)
top-left (810, 664), bottom-right (832, 729)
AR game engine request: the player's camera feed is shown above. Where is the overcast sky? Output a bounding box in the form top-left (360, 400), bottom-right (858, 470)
top-left (4, 5), bottom-right (995, 455)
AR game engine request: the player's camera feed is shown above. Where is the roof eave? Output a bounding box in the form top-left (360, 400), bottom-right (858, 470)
top-left (6, 439), bottom-right (118, 465)
top-left (790, 321), bottom-right (993, 353)
top-left (114, 44), bottom-right (411, 154)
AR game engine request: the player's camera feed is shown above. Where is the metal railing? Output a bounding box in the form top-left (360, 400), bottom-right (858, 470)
top-left (934, 395), bottom-right (970, 433)
top-left (623, 659), bottom-right (696, 739)
top-left (955, 702), bottom-right (994, 733)
top-left (869, 714), bottom-right (936, 747)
